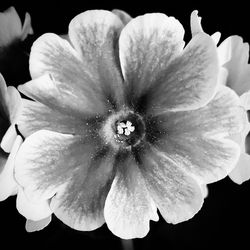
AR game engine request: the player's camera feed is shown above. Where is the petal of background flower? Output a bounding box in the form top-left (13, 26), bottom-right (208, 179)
top-left (0, 73), bottom-right (9, 120)
top-left (20, 12), bottom-right (33, 41)
top-left (0, 136), bottom-right (23, 201)
top-left (104, 153), bottom-right (158, 239)
top-left (0, 75), bottom-right (22, 123)
top-left (17, 99), bottom-right (99, 138)
top-left (190, 10), bottom-right (203, 36)
top-left (0, 6), bottom-right (22, 46)
top-left (229, 91), bottom-right (250, 184)
top-left (139, 147), bottom-right (203, 224)
top-left (15, 129), bottom-right (114, 231)
top-left (147, 32), bottom-right (219, 114)
top-left (222, 36), bottom-right (250, 95)
top-left (190, 11), bottom-right (221, 45)
top-left (201, 184), bottom-right (209, 198)
top-left (16, 187), bottom-right (52, 221)
top-left (28, 33), bottom-right (110, 116)
top-left (68, 10), bottom-right (125, 107)
top-left (25, 216), bottom-right (52, 232)
top-left (217, 36), bottom-right (232, 66)
top-left (152, 86), bottom-right (244, 183)
top-left (0, 148), bottom-right (8, 173)
top-left (112, 9), bottom-right (132, 25)
top-left (229, 152), bottom-right (250, 184)
top-left (0, 85), bottom-right (22, 153)
top-left (211, 32), bottom-right (221, 45)
top-left (1, 124), bottom-right (17, 153)
top-left (119, 13), bottom-right (185, 104)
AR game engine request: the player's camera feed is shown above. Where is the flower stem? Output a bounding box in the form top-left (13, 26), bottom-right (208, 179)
top-left (121, 239), bottom-right (134, 250)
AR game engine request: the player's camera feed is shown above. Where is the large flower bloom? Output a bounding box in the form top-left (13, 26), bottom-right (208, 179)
top-left (0, 73), bottom-right (22, 200)
top-left (15, 10), bottom-right (245, 239)
top-left (191, 11), bottom-right (250, 184)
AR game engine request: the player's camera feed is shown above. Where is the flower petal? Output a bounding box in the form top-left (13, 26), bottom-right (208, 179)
top-left (6, 85), bottom-right (22, 123)
top-left (20, 12), bottom-right (33, 41)
top-left (104, 153), bottom-right (158, 239)
top-left (153, 86), bottom-right (244, 183)
top-left (15, 129), bottom-right (114, 231)
top-left (229, 152), bottom-right (250, 184)
top-left (119, 13), bottom-right (185, 102)
top-left (0, 74), bottom-right (9, 125)
top-left (240, 90), bottom-right (250, 110)
top-left (0, 148), bottom-right (8, 174)
top-left (139, 147), bottom-right (203, 224)
top-left (211, 32), bottom-right (221, 45)
top-left (201, 185), bottom-right (209, 198)
top-left (0, 135), bottom-right (22, 201)
top-left (17, 99), bottom-right (97, 138)
top-left (27, 33), bottom-right (110, 115)
top-left (0, 7), bottom-right (22, 46)
top-left (15, 130), bottom-right (77, 202)
top-left (190, 10), bottom-right (203, 36)
top-left (25, 216), bottom-right (51, 233)
top-left (50, 150), bottom-right (115, 231)
top-left (217, 36), bottom-right (232, 66)
top-left (112, 9), bottom-right (132, 25)
top-left (223, 36), bottom-right (250, 95)
top-left (146, 32), bottom-right (219, 114)
top-left (68, 10), bottom-right (125, 107)
top-left (16, 187), bottom-right (52, 221)
top-left (1, 124), bottom-right (18, 153)
top-left (1, 86), bottom-right (22, 153)
top-left (228, 92), bottom-right (250, 184)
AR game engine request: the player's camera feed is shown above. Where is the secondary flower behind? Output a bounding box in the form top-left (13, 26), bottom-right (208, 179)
top-left (15, 10), bottom-right (245, 239)
top-left (0, 73), bottom-right (23, 200)
top-left (191, 11), bottom-right (250, 184)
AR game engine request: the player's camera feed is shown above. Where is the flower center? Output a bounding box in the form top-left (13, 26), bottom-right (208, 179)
top-left (102, 109), bottom-right (145, 150)
top-left (116, 120), bottom-right (135, 136)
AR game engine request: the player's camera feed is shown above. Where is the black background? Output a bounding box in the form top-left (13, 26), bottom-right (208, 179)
top-left (1, 1), bottom-right (250, 249)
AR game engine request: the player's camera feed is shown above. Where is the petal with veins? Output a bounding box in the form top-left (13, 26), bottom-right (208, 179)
top-left (152, 86), bottom-right (244, 183)
top-left (146, 33), bottom-right (219, 114)
top-left (68, 10), bottom-right (125, 107)
top-left (15, 129), bottom-right (115, 231)
top-left (26, 32), bottom-right (109, 115)
top-left (50, 150), bottom-right (115, 231)
top-left (139, 147), bottom-right (203, 224)
top-left (17, 99), bottom-right (99, 138)
top-left (104, 153), bottom-right (158, 239)
top-left (119, 13), bottom-right (185, 105)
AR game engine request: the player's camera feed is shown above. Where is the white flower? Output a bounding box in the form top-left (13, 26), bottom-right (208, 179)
top-left (14, 10), bottom-right (245, 239)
